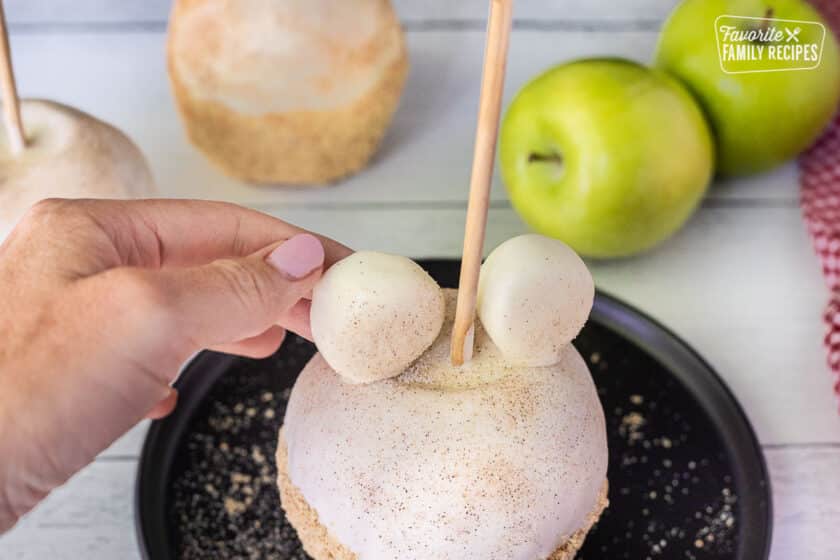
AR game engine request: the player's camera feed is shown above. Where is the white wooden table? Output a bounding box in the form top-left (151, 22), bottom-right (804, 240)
top-left (2, 1), bottom-right (840, 558)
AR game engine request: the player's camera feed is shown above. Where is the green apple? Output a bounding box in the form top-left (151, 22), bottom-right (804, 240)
top-left (500, 59), bottom-right (714, 258)
top-left (656, 0), bottom-right (840, 176)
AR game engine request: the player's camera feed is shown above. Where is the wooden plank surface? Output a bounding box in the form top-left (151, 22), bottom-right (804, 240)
top-left (766, 445), bottom-right (840, 559)
top-left (1, 1), bottom-right (838, 558)
top-left (0, 461), bottom-right (141, 559)
top-left (3, 0), bottom-right (681, 25)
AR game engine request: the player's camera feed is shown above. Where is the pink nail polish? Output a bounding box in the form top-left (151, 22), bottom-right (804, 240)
top-left (267, 233), bottom-right (325, 279)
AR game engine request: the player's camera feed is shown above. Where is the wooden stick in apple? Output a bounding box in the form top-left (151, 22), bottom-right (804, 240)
top-left (0, 0), bottom-right (159, 242)
top-left (451, 0), bottom-right (513, 366)
top-left (0, 0), bottom-right (25, 154)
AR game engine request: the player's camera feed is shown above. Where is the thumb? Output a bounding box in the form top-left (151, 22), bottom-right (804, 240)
top-left (159, 233), bottom-right (326, 351)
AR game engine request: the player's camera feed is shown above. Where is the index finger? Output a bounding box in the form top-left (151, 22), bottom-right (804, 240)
top-left (86, 198), bottom-right (352, 269)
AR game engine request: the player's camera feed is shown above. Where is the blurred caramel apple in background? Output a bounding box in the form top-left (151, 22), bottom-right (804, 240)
top-left (167, 0), bottom-right (409, 185)
top-left (0, 99), bottom-right (156, 241)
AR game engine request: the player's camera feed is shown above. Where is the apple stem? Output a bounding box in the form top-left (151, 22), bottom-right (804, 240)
top-left (759, 7), bottom-right (774, 33)
top-left (528, 152), bottom-right (563, 165)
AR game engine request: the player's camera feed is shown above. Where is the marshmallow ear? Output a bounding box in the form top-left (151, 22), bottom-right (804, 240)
top-left (477, 234), bottom-right (594, 367)
top-left (310, 252), bottom-right (445, 383)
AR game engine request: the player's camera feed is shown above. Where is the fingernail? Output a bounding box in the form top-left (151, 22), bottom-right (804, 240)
top-left (267, 233), bottom-right (325, 279)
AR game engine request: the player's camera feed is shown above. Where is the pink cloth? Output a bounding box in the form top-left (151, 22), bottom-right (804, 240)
top-left (800, 1), bottom-right (840, 404)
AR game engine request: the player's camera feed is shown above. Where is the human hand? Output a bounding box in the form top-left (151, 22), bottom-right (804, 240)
top-left (0, 198), bottom-right (350, 532)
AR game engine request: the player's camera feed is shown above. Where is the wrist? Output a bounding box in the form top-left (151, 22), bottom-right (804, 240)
top-left (0, 401), bottom-right (19, 533)
top-left (0, 488), bottom-right (17, 534)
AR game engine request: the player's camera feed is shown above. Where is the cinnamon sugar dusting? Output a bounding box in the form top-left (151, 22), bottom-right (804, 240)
top-left (277, 432), bottom-right (609, 560)
top-left (399, 290), bottom-right (513, 389)
top-left (310, 252), bottom-right (446, 384)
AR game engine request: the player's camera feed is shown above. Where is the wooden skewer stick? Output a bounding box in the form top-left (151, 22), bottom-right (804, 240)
top-left (0, 0), bottom-right (24, 155)
top-left (451, 0), bottom-right (513, 366)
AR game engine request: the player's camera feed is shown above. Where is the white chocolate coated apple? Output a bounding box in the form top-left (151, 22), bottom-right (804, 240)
top-left (0, 99), bottom-right (155, 241)
top-left (478, 234), bottom-right (594, 366)
top-left (283, 290), bottom-right (608, 559)
top-left (309, 252), bottom-right (445, 384)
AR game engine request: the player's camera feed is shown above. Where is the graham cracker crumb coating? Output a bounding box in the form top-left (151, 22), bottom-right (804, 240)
top-left (167, 36), bottom-right (408, 185)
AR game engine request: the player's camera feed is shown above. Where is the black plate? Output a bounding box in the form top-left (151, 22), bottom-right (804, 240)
top-left (136, 260), bottom-right (772, 560)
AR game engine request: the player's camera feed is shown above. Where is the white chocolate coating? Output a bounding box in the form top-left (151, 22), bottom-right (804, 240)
top-left (478, 234), bottom-right (594, 367)
top-left (284, 290), bottom-right (608, 559)
top-left (310, 252), bottom-right (445, 383)
top-left (0, 99), bottom-right (155, 241)
top-left (168, 0), bottom-right (405, 115)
